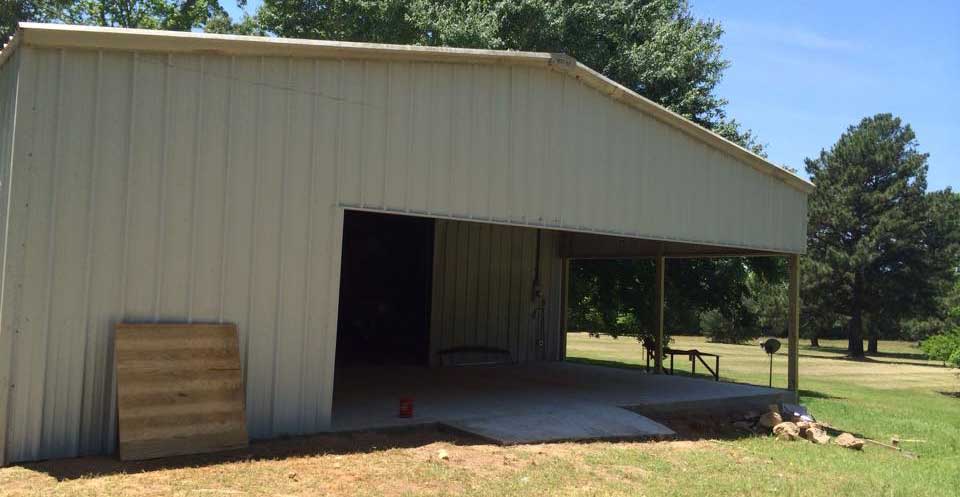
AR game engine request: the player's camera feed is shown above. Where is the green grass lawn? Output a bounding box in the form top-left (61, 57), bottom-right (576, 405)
top-left (567, 333), bottom-right (960, 497)
top-left (1, 334), bottom-right (957, 497)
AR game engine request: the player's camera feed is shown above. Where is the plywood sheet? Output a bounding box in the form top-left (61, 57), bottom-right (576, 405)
top-left (114, 323), bottom-right (248, 461)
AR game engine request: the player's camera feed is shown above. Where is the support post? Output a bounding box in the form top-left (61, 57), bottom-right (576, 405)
top-left (560, 257), bottom-right (570, 360)
top-left (787, 254), bottom-right (800, 396)
top-left (654, 249), bottom-right (665, 374)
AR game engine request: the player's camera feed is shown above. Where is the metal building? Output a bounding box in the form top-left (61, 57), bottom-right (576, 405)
top-left (0, 23), bottom-right (812, 464)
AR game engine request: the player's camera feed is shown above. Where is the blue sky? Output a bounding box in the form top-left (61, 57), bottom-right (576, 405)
top-left (224, 1), bottom-right (959, 191)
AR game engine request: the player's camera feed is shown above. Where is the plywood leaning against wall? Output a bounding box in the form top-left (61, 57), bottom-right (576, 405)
top-left (114, 323), bottom-right (248, 460)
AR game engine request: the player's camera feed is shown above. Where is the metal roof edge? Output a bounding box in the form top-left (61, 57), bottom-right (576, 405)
top-left (13, 22), bottom-right (815, 194)
top-left (0, 29), bottom-right (23, 70)
top-left (16, 22), bottom-right (554, 65)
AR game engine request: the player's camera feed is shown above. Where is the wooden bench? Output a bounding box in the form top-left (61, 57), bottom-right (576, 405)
top-left (642, 339), bottom-right (720, 381)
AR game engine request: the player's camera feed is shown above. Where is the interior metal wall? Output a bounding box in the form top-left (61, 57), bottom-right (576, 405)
top-left (1, 43), bottom-right (804, 463)
top-left (429, 220), bottom-right (565, 365)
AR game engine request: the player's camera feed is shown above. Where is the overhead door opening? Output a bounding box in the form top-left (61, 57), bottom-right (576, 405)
top-left (335, 210), bottom-right (435, 367)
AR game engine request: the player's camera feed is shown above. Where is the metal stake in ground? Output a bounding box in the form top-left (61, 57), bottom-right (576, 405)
top-left (762, 338), bottom-right (782, 388)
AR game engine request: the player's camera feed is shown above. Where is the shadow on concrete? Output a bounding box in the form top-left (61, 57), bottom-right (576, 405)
top-left (14, 425), bottom-right (486, 482)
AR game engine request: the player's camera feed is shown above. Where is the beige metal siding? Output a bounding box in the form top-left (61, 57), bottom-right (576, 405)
top-left (429, 220), bottom-right (564, 364)
top-left (1, 43), bottom-right (805, 462)
top-left (1, 48), bottom-right (345, 462)
top-left (339, 63), bottom-right (806, 253)
top-left (0, 50), bottom-right (21, 467)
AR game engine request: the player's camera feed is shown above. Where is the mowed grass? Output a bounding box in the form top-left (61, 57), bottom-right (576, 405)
top-left (2, 334), bottom-right (958, 497)
top-left (568, 333), bottom-right (960, 496)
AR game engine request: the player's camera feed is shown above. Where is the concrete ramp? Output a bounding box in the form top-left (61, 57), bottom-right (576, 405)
top-left (444, 405), bottom-right (675, 445)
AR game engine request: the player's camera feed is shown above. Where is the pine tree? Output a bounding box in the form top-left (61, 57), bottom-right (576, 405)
top-left (804, 114), bottom-right (951, 357)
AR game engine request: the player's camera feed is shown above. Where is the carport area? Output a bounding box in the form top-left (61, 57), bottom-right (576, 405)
top-left (331, 362), bottom-right (791, 443)
top-left (330, 210), bottom-right (799, 444)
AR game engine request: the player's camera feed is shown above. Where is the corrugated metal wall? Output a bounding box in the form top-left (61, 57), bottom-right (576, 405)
top-left (337, 61), bottom-right (807, 254)
top-left (429, 220), bottom-right (565, 365)
top-left (1, 43), bottom-right (805, 462)
top-left (0, 50), bottom-right (21, 466)
top-left (1, 48), bottom-right (345, 462)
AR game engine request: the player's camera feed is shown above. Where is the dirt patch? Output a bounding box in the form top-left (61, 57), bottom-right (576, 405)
top-left (405, 441), bottom-right (538, 476)
top-left (17, 425), bottom-right (486, 482)
top-left (640, 411), bottom-right (760, 440)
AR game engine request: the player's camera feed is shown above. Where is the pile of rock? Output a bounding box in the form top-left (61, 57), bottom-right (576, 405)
top-left (735, 404), bottom-right (865, 450)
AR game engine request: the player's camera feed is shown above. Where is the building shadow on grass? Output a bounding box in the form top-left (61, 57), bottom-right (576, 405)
top-left (566, 356), bottom-right (753, 385)
top-left (801, 344), bottom-right (937, 362)
top-left (798, 389), bottom-right (844, 400)
top-left (796, 352), bottom-right (946, 369)
top-left (15, 424), bottom-right (488, 482)
top-left (635, 410), bottom-right (767, 443)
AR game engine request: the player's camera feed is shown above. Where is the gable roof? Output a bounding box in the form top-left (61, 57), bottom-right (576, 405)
top-left (3, 22), bottom-right (814, 194)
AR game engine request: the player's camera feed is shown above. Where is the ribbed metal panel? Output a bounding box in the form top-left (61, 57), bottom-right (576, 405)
top-left (429, 220), bottom-right (564, 365)
top-left (2, 48), bottom-right (345, 462)
top-left (337, 61), bottom-right (807, 253)
top-left (0, 50), bottom-right (21, 467)
top-left (1, 44), bottom-right (806, 462)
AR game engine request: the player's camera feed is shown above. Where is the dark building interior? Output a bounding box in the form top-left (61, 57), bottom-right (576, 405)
top-left (335, 211), bottom-right (435, 367)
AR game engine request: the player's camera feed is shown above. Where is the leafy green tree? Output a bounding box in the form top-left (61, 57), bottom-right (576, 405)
top-left (1, 0), bottom-right (240, 39)
top-left (1, 0), bottom-right (50, 40)
top-left (568, 257), bottom-right (780, 344)
top-left (921, 327), bottom-right (960, 367)
top-left (804, 114), bottom-right (959, 357)
top-left (745, 269), bottom-right (788, 337)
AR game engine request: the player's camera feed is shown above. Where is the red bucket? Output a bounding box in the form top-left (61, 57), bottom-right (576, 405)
top-left (398, 397), bottom-right (414, 418)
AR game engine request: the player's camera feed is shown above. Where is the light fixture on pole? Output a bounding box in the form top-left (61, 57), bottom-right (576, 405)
top-left (761, 338), bottom-right (781, 388)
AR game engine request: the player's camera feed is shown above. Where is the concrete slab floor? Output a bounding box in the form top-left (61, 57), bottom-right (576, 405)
top-left (330, 362), bottom-right (790, 444)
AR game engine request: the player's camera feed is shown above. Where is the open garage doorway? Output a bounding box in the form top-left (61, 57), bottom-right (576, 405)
top-left (335, 210), bottom-right (435, 367)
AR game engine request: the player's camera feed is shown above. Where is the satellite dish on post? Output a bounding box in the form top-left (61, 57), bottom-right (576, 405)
top-left (761, 338), bottom-right (782, 387)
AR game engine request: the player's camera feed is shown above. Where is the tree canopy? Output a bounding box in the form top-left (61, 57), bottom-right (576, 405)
top-left (1, 0), bottom-right (239, 40)
top-left (804, 114), bottom-right (960, 356)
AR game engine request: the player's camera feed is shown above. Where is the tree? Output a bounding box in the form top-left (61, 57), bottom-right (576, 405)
top-left (804, 114), bottom-right (958, 357)
top-left (568, 257), bottom-right (781, 345)
top-left (1, 0), bottom-right (239, 40)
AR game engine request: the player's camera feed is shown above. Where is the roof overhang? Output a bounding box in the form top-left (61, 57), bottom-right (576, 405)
top-left (560, 231), bottom-right (791, 259)
top-left (4, 22), bottom-right (814, 195)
